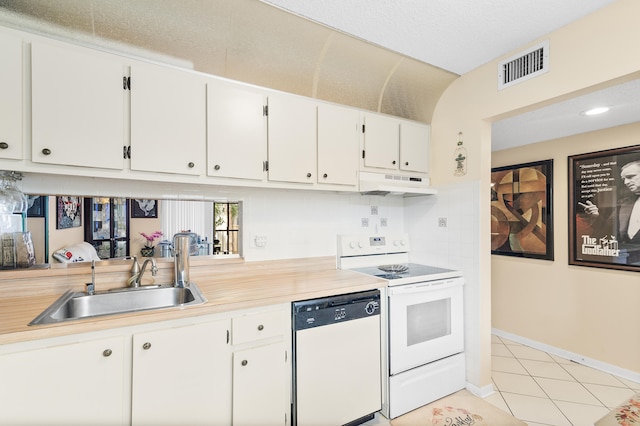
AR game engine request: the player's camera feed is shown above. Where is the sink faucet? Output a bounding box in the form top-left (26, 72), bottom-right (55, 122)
top-left (130, 257), bottom-right (158, 288)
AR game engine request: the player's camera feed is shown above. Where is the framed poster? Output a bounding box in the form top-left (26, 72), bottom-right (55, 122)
top-left (131, 199), bottom-right (158, 218)
top-left (491, 159), bottom-right (554, 260)
top-left (56, 196), bottom-right (82, 229)
top-left (569, 145), bottom-right (640, 271)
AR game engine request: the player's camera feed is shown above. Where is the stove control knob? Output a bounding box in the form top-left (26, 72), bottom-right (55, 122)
top-left (358, 241), bottom-right (364, 248)
top-left (349, 242), bottom-right (357, 249)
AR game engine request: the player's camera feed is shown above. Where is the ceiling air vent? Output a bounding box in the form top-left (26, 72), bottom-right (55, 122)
top-left (498, 40), bottom-right (549, 90)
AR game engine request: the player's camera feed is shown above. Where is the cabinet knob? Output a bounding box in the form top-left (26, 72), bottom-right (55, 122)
top-left (241, 360), bottom-right (248, 366)
top-left (103, 349), bottom-right (112, 357)
top-left (0, 142), bottom-right (8, 150)
top-left (306, 173), bottom-right (312, 178)
top-left (214, 164), bottom-right (221, 171)
top-left (42, 148), bottom-right (51, 156)
top-left (257, 324), bottom-right (264, 331)
top-left (323, 173), bottom-right (328, 178)
top-left (188, 162), bottom-right (195, 168)
top-left (143, 342), bottom-right (152, 350)
top-left (405, 162), bottom-right (409, 166)
top-left (392, 160), bottom-right (396, 165)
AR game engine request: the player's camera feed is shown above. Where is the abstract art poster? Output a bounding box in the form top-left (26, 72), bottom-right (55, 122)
top-left (491, 160), bottom-right (554, 260)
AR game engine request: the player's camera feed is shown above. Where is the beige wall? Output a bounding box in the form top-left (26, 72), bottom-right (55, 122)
top-left (430, 0), bottom-right (640, 386)
top-left (492, 123), bottom-right (640, 373)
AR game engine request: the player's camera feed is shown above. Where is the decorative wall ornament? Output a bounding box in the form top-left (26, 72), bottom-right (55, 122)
top-left (569, 145), bottom-right (640, 271)
top-left (491, 160), bottom-right (554, 260)
top-left (454, 131), bottom-right (467, 176)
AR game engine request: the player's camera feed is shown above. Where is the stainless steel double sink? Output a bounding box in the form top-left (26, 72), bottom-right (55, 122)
top-left (29, 283), bottom-right (207, 325)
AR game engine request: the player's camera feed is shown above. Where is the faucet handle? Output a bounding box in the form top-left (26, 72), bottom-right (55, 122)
top-left (131, 256), bottom-right (140, 275)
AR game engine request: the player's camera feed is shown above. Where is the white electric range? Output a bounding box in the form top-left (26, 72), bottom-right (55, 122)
top-left (337, 233), bottom-right (466, 419)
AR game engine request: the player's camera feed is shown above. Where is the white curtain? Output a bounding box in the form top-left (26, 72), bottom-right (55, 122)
top-left (160, 200), bottom-right (213, 242)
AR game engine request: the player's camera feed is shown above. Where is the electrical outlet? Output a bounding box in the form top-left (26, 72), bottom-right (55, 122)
top-left (361, 218), bottom-right (369, 227)
top-left (438, 217), bottom-right (447, 227)
top-left (370, 206), bottom-right (378, 215)
top-left (380, 218), bottom-right (387, 227)
top-left (254, 235), bottom-right (267, 248)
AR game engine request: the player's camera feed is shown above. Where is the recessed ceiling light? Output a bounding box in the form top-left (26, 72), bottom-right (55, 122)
top-left (582, 106), bottom-right (610, 116)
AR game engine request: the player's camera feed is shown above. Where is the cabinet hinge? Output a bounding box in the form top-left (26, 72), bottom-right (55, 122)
top-left (263, 160), bottom-right (269, 172)
top-left (122, 76), bottom-right (131, 90)
top-left (362, 124), bottom-right (365, 133)
top-left (362, 150), bottom-right (365, 159)
top-left (263, 105), bottom-right (268, 116)
top-left (226, 329), bottom-right (230, 344)
top-left (123, 146), bottom-right (131, 159)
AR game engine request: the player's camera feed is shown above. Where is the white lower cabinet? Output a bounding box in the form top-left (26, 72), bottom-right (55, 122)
top-left (233, 342), bottom-right (288, 425)
top-left (0, 304), bottom-right (291, 426)
top-left (231, 306), bottom-right (290, 425)
top-left (131, 319), bottom-right (232, 426)
top-left (0, 336), bottom-right (127, 425)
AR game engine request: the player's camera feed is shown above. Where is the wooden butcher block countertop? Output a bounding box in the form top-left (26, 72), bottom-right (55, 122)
top-left (0, 256), bottom-right (386, 345)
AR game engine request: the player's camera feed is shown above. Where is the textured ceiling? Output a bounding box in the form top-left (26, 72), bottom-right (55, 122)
top-left (263, 0), bottom-right (616, 75)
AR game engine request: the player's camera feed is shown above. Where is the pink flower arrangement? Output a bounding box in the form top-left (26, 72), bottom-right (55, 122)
top-left (140, 231), bottom-right (163, 248)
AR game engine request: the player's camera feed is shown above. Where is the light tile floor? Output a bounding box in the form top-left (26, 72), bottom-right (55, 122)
top-left (487, 334), bottom-right (640, 426)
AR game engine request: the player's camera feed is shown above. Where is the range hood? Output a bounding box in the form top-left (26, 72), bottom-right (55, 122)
top-left (359, 172), bottom-right (437, 197)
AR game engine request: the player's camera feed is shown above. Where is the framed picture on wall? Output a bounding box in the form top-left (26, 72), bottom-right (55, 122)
top-left (131, 199), bottom-right (158, 218)
top-left (569, 145), bottom-right (640, 271)
top-left (56, 196), bottom-right (82, 229)
top-left (26, 195), bottom-right (45, 218)
top-left (491, 159), bottom-right (554, 260)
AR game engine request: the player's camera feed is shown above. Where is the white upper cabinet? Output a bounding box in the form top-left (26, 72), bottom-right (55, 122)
top-left (362, 113), bottom-right (400, 171)
top-left (317, 103), bottom-right (359, 187)
top-left (0, 32), bottom-right (23, 160)
top-left (399, 120), bottom-right (430, 174)
top-left (362, 112), bottom-right (430, 176)
top-left (267, 93), bottom-right (317, 184)
top-left (207, 79), bottom-right (267, 180)
top-left (130, 63), bottom-right (206, 176)
top-left (31, 41), bottom-right (126, 169)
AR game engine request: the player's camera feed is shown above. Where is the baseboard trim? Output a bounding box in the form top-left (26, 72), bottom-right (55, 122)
top-left (466, 382), bottom-right (495, 398)
top-left (492, 328), bottom-right (640, 384)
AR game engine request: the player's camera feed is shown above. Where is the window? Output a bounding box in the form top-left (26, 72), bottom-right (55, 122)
top-left (214, 202), bottom-right (239, 255)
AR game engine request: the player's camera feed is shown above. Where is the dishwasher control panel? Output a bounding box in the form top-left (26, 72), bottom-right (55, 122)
top-left (292, 289), bottom-right (380, 331)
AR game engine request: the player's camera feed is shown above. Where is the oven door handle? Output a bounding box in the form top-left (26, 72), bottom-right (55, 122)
top-left (387, 278), bottom-right (462, 295)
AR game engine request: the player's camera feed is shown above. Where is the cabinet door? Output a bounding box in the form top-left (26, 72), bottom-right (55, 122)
top-left (233, 342), bottom-right (288, 426)
top-left (132, 319), bottom-right (232, 426)
top-left (362, 113), bottom-right (399, 171)
top-left (317, 103), bottom-right (359, 186)
top-left (31, 41), bottom-right (125, 169)
top-left (267, 94), bottom-right (317, 184)
top-left (0, 336), bottom-right (126, 425)
top-left (0, 32), bottom-right (23, 160)
top-left (130, 63), bottom-right (206, 176)
top-left (399, 121), bottom-right (430, 174)
top-left (207, 80), bottom-right (267, 180)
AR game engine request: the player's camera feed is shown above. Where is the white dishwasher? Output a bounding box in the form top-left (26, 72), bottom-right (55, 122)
top-left (292, 289), bottom-right (381, 426)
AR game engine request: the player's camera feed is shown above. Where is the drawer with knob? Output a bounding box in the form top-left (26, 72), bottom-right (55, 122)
top-left (232, 309), bottom-right (288, 345)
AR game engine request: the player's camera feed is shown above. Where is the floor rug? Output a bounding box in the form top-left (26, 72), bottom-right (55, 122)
top-left (390, 390), bottom-right (526, 426)
top-left (595, 393), bottom-right (640, 426)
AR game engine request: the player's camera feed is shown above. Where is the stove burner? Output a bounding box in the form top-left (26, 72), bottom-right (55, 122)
top-left (378, 264), bottom-right (409, 274)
